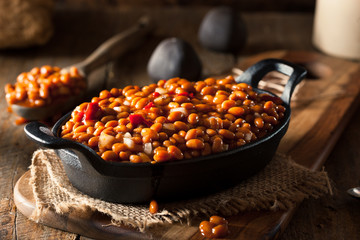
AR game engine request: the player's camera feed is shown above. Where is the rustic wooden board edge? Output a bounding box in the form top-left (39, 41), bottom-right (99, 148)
top-left (14, 171), bottom-right (149, 240)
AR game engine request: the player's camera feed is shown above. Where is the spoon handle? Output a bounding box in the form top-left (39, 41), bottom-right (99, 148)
top-left (72, 16), bottom-right (153, 76)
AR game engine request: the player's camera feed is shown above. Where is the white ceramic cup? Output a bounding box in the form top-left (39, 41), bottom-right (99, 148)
top-left (312, 0), bottom-right (360, 60)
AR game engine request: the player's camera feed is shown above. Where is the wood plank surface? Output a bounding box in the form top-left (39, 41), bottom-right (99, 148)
top-left (1, 6), bottom-right (360, 240)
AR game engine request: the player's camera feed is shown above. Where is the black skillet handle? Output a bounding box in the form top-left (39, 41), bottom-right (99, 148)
top-left (24, 121), bottom-right (100, 174)
top-left (235, 58), bottom-right (307, 105)
top-left (24, 121), bottom-right (71, 149)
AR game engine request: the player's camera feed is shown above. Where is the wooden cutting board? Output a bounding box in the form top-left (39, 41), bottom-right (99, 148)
top-left (14, 51), bottom-right (360, 240)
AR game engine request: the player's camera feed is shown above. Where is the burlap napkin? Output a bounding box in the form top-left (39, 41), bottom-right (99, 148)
top-left (29, 149), bottom-right (331, 231)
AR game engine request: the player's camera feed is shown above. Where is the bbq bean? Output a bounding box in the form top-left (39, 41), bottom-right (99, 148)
top-left (204, 77), bottom-right (216, 85)
top-left (73, 125), bottom-right (87, 134)
top-left (254, 117), bottom-right (264, 128)
top-left (212, 224), bottom-right (229, 238)
top-left (219, 129), bottom-right (235, 139)
top-left (201, 86), bottom-right (216, 95)
top-left (78, 133), bottom-right (92, 142)
top-left (101, 151), bottom-right (118, 162)
top-left (149, 200), bottom-right (159, 214)
top-left (213, 94), bottom-right (228, 104)
top-left (199, 221), bottom-right (216, 238)
top-left (228, 106), bottom-right (245, 116)
top-left (212, 137), bottom-right (223, 153)
top-left (202, 143), bottom-right (211, 156)
top-left (168, 145), bottom-right (183, 160)
top-left (168, 111), bottom-right (184, 122)
top-left (154, 150), bottom-right (172, 162)
top-left (195, 104), bottom-right (212, 112)
top-left (221, 100), bottom-right (236, 110)
top-left (112, 143), bottom-right (128, 154)
top-left (206, 128), bottom-right (217, 137)
top-left (185, 129), bottom-right (198, 140)
top-left (186, 139), bottom-right (204, 149)
top-left (187, 113), bottom-right (199, 125)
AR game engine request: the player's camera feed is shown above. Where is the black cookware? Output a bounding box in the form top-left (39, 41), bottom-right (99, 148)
top-left (24, 59), bottom-right (306, 204)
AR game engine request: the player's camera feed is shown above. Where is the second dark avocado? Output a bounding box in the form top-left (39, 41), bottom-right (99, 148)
top-left (198, 6), bottom-right (247, 53)
top-left (147, 38), bottom-right (202, 82)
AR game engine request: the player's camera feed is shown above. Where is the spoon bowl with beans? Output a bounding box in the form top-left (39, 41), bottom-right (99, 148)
top-left (5, 16), bottom-right (152, 121)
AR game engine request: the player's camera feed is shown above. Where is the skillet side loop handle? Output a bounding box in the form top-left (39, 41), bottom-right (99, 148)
top-left (74, 16), bottom-right (153, 76)
top-left (24, 121), bottom-right (101, 174)
top-left (25, 121), bottom-right (71, 149)
top-left (235, 58), bottom-right (307, 105)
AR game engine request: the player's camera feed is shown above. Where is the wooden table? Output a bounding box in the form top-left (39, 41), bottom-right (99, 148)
top-left (1, 7), bottom-right (359, 240)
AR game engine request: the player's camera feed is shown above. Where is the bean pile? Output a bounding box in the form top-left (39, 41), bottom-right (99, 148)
top-left (199, 215), bottom-right (229, 238)
top-left (60, 76), bottom-right (286, 163)
top-left (5, 65), bottom-right (86, 108)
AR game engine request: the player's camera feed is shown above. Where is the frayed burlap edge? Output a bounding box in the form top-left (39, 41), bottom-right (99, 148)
top-left (29, 149), bottom-right (331, 231)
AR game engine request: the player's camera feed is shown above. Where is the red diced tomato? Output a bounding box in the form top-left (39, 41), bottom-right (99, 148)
top-left (129, 114), bottom-right (152, 127)
top-left (144, 102), bottom-right (155, 110)
top-left (152, 92), bottom-right (160, 98)
top-left (84, 102), bottom-right (101, 121)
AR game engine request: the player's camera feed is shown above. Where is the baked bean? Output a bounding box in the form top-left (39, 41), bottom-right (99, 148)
top-left (141, 128), bottom-right (159, 141)
top-left (154, 150), bottom-right (172, 162)
top-left (204, 77), bottom-right (216, 85)
top-left (213, 94), bottom-right (228, 104)
top-left (185, 129), bottom-right (198, 140)
top-left (237, 138), bottom-right (247, 146)
top-left (78, 133), bottom-right (92, 142)
top-left (114, 125), bottom-right (127, 133)
top-left (155, 116), bottom-right (167, 123)
top-left (149, 200), bottom-right (159, 214)
top-left (212, 137), bottom-right (223, 153)
top-left (173, 121), bottom-right (189, 132)
top-left (195, 104), bottom-right (212, 112)
top-left (119, 151), bottom-right (131, 161)
top-left (187, 113), bottom-right (199, 125)
top-left (74, 125), bottom-right (87, 134)
top-left (105, 120), bottom-right (118, 128)
top-left (173, 95), bottom-right (190, 103)
top-left (221, 100), bottom-right (236, 110)
top-left (207, 117), bottom-right (223, 130)
top-left (167, 145), bottom-right (183, 160)
top-left (210, 215), bottom-right (228, 225)
top-left (112, 143), bottom-right (128, 154)
top-left (228, 106), bottom-right (245, 116)
top-left (202, 143), bottom-right (212, 156)
top-left (139, 152), bottom-right (151, 162)
top-left (186, 139), bottom-right (205, 149)
top-left (129, 154), bottom-right (142, 163)
top-left (101, 151), bottom-right (118, 162)
top-left (199, 221), bottom-right (216, 238)
top-left (254, 117), bottom-right (264, 128)
top-left (60, 77), bottom-right (285, 163)
top-left (171, 133), bottom-right (185, 144)
top-left (167, 111), bottom-right (185, 122)
top-left (219, 129), bottom-right (235, 140)
top-left (201, 86), bottom-right (216, 95)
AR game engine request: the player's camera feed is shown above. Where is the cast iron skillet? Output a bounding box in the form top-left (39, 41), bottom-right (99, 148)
top-left (24, 59), bottom-right (307, 204)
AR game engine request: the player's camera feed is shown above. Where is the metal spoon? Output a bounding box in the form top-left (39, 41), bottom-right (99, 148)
top-left (347, 187), bottom-right (360, 199)
top-left (10, 16), bottom-right (153, 121)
